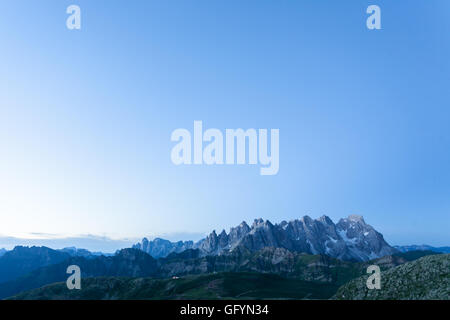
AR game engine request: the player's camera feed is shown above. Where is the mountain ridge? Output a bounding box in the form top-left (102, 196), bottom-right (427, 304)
top-left (5, 250), bottom-right (442, 300)
top-left (1, 246), bottom-right (434, 300)
top-left (0, 246), bottom-right (71, 284)
top-left (134, 215), bottom-right (397, 261)
top-left (394, 245), bottom-right (450, 254)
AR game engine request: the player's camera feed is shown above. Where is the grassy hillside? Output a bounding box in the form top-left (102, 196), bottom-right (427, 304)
top-left (8, 272), bottom-right (339, 300)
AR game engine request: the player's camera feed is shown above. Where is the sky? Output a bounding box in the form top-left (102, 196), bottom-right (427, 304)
top-left (0, 1), bottom-right (449, 250)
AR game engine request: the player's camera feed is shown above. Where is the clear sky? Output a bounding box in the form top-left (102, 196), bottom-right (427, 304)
top-left (0, 1), bottom-right (449, 249)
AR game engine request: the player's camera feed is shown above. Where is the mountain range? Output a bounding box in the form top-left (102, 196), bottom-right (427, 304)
top-left (0, 246), bottom-right (113, 284)
top-left (134, 215), bottom-right (397, 261)
top-left (0, 246), bottom-right (71, 284)
top-left (59, 247), bottom-right (114, 258)
top-left (394, 245), bottom-right (450, 254)
top-left (0, 215), bottom-right (448, 300)
top-left (4, 248), bottom-right (443, 300)
top-left (0, 243), bottom-right (438, 299)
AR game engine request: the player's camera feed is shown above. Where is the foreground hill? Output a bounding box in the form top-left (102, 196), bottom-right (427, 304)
top-left (8, 272), bottom-right (339, 300)
top-left (333, 254), bottom-right (450, 300)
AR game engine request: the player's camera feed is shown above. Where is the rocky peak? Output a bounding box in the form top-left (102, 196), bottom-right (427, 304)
top-left (240, 221), bottom-right (250, 228)
top-left (230, 221), bottom-right (250, 234)
top-left (279, 221), bottom-right (288, 229)
top-left (134, 215), bottom-right (397, 262)
top-left (219, 230), bottom-right (227, 238)
top-left (252, 218), bottom-right (265, 229)
top-left (301, 215), bottom-right (314, 226)
top-left (132, 237), bottom-right (195, 259)
top-left (347, 215), bottom-right (366, 224)
top-left (228, 222), bottom-right (251, 245)
top-left (318, 215), bottom-right (334, 225)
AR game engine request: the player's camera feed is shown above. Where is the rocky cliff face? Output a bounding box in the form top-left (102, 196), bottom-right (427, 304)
top-left (134, 215), bottom-right (397, 261)
top-left (157, 246), bottom-right (363, 283)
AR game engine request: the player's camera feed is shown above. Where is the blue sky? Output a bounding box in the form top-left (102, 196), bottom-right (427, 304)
top-left (0, 1), bottom-right (449, 249)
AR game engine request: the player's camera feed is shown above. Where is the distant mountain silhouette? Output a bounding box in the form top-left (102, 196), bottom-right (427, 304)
top-left (394, 245), bottom-right (450, 254)
top-left (0, 248), bottom-right (157, 299)
top-left (0, 246), bottom-right (70, 284)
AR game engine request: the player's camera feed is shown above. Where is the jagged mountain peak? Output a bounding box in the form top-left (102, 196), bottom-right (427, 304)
top-left (239, 221), bottom-right (250, 228)
top-left (347, 214), bottom-right (366, 224)
top-left (300, 215), bottom-right (314, 224)
top-left (251, 218), bottom-right (264, 228)
top-left (251, 218), bottom-right (273, 230)
top-left (317, 215), bottom-right (334, 225)
top-left (134, 215), bottom-right (397, 261)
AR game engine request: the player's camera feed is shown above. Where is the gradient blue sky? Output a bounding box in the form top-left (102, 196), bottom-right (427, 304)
top-left (0, 1), bottom-right (449, 249)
